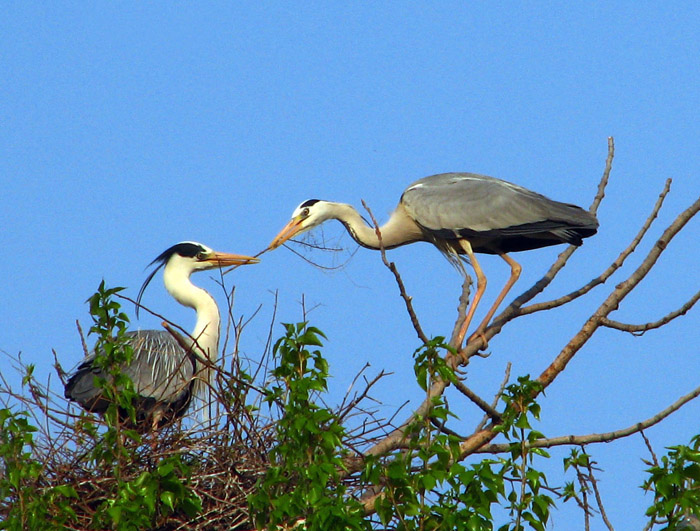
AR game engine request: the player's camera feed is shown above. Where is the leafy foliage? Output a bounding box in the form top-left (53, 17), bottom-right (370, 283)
top-left (248, 322), bottom-right (368, 530)
top-left (80, 283), bottom-right (202, 528)
top-left (364, 350), bottom-right (554, 530)
top-left (643, 434), bottom-right (700, 529)
top-left (496, 376), bottom-right (554, 531)
top-left (0, 284), bottom-right (697, 529)
top-left (0, 283), bottom-right (205, 529)
top-left (84, 282), bottom-right (141, 462)
top-left (0, 408), bottom-right (77, 530)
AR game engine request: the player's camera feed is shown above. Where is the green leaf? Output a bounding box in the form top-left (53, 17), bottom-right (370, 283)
top-left (161, 491), bottom-right (176, 512)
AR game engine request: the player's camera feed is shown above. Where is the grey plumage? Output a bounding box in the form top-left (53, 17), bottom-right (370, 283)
top-left (64, 330), bottom-right (196, 426)
top-left (400, 173), bottom-right (598, 254)
top-left (269, 172), bottom-right (598, 349)
top-left (64, 241), bottom-right (258, 430)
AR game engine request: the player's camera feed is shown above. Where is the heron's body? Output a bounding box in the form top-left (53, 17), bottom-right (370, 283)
top-left (65, 330), bottom-right (196, 427)
top-left (65, 242), bottom-right (258, 430)
top-left (400, 173), bottom-right (597, 255)
top-left (269, 172), bottom-right (598, 350)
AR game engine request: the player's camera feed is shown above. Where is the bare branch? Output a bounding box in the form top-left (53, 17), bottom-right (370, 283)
top-left (278, 239), bottom-right (356, 271)
top-left (451, 379), bottom-right (502, 423)
top-left (475, 362), bottom-right (511, 432)
top-left (474, 383), bottom-right (700, 453)
top-left (584, 452), bottom-right (615, 531)
top-left (519, 177), bottom-right (672, 317)
top-left (640, 430), bottom-right (659, 468)
top-left (337, 368), bottom-right (389, 424)
top-left (361, 199), bottom-right (429, 344)
top-left (600, 289), bottom-right (700, 335)
top-left (346, 376), bottom-right (451, 472)
top-left (589, 136), bottom-right (615, 215)
top-left (537, 192), bottom-right (700, 391)
top-left (449, 277), bottom-right (471, 348)
top-left (429, 417), bottom-right (466, 438)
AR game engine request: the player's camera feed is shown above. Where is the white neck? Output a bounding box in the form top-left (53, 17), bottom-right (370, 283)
top-left (327, 202), bottom-right (424, 250)
top-left (162, 259), bottom-right (220, 369)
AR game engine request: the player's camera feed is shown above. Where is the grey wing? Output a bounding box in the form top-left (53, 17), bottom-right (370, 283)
top-left (121, 330), bottom-right (195, 403)
top-left (401, 173), bottom-right (598, 250)
top-left (65, 330), bottom-right (195, 408)
top-left (402, 173), bottom-right (593, 232)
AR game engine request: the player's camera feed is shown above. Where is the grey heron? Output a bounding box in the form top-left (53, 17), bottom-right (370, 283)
top-left (269, 172), bottom-right (598, 350)
top-left (64, 241), bottom-right (259, 430)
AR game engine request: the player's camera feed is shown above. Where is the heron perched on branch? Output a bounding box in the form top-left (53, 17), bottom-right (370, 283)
top-left (65, 241), bottom-right (259, 430)
top-left (269, 172), bottom-right (598, 350)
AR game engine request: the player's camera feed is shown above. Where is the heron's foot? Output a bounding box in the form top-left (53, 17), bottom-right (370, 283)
top-left (445, 348), bottom-right (470, 372)
top-left (453, 364), bottom-right (468, 377)
top-left (446, 351), bottom-right (467, 372)
top-left (467, 330), bottom-right (489, 352)
top-left (446, 353), bottom-right (468, 375)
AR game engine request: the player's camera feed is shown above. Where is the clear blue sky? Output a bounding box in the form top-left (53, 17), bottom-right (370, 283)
top-left (1, 4), bottom-right (698, 528)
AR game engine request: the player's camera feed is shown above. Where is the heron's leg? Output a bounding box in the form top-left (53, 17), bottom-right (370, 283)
top-left (453, 240), bottom-right (487, 352)
top-left (468, 253), bottom-right (521, 344)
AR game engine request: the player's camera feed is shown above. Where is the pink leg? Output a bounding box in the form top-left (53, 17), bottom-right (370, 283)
top-left (453, 240), bottom-right (487, 350)
top-left (467, 253), bottom-right (521, 345)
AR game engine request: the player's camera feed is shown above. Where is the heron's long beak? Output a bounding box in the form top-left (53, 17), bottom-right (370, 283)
top-left (207, 252), bottom-right (260, 266)
top-left (269, 217), bottom-right (303, 250)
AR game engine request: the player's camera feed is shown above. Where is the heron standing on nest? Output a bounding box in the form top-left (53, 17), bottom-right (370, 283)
top-left (65, 241), bottom-right (259, 431)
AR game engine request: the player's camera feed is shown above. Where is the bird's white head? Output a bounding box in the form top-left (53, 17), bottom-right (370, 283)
top-left (269, 199), bottom-right (335, 250)
top-left (136, 241), bottom-right (258, 316)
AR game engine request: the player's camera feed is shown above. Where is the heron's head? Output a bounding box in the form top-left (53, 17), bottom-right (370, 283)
top-left (136, 241), bottom-right (258, 315)
top-left (269, 199), bottom-right (334, 250)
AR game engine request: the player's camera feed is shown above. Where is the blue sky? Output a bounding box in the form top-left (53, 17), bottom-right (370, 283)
top-left (1, 3), bottom-right (698, 528)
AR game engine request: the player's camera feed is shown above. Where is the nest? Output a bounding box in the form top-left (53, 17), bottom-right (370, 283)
top-left (0, 337), bottom-right (393, 531)
top-left (0, 351), bottom-right (273, 529)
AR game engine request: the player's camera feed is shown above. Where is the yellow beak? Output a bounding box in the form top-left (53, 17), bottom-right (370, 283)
top-left (206, 252), bottom-right (260, 266)
top-left (269, 217), bottom-right (304, 250)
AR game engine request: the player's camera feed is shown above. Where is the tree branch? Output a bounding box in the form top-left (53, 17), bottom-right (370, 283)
top-left (518, 176), bottom-right (672, 317)
top-left (537, 192), bottom-right (699, 391)
top-left (475, 362), bottom-right (511, 432)
top-left (449, 277), bottom-right (471, 348)
top-left (362, 200), bottom-right (429, 344)
top-left (452, 379), bottom-right (502, 423)
top-left (584, 453), bottom-right (615, 531)
top-left (452, 185), bottom-right (699, 463)
top-left (600, 289), bottom-right (700, 335)
top-left (590, 136), bottom-right (615, 215)
top-left (473, 383), bottom-right (700, 453)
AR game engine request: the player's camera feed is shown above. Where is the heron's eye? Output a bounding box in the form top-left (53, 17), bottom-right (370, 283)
top-left (302, 207), bottom-right (310, 217)
top-left (196, 251), bottom-right (207, 260)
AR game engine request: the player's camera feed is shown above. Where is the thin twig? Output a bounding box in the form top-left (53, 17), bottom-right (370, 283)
top-left (640, 430), bottom-right (659, 468)
top-left (584, 451), bottom-right (615, 531)
top-left (600, 289), bottom-right (700, 335)
top-left (337, 369), bottom-right (389, 423)
top-left (475, 362), bottom-right (511, 432)
top-left (589, 136), bottom-right (615, 215)
top-left (361, 199), bottom-right (429, 344)
top-left (473, 383), bottom-right (700, 453)
top-left (449, 277), bottom-right (471, 348)
top-left (76, 320), bottom-right (89, 358)
top-left (519, 177), bottom-right (672, 317)
top-left (451, 379), bottom-right (502, 423)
